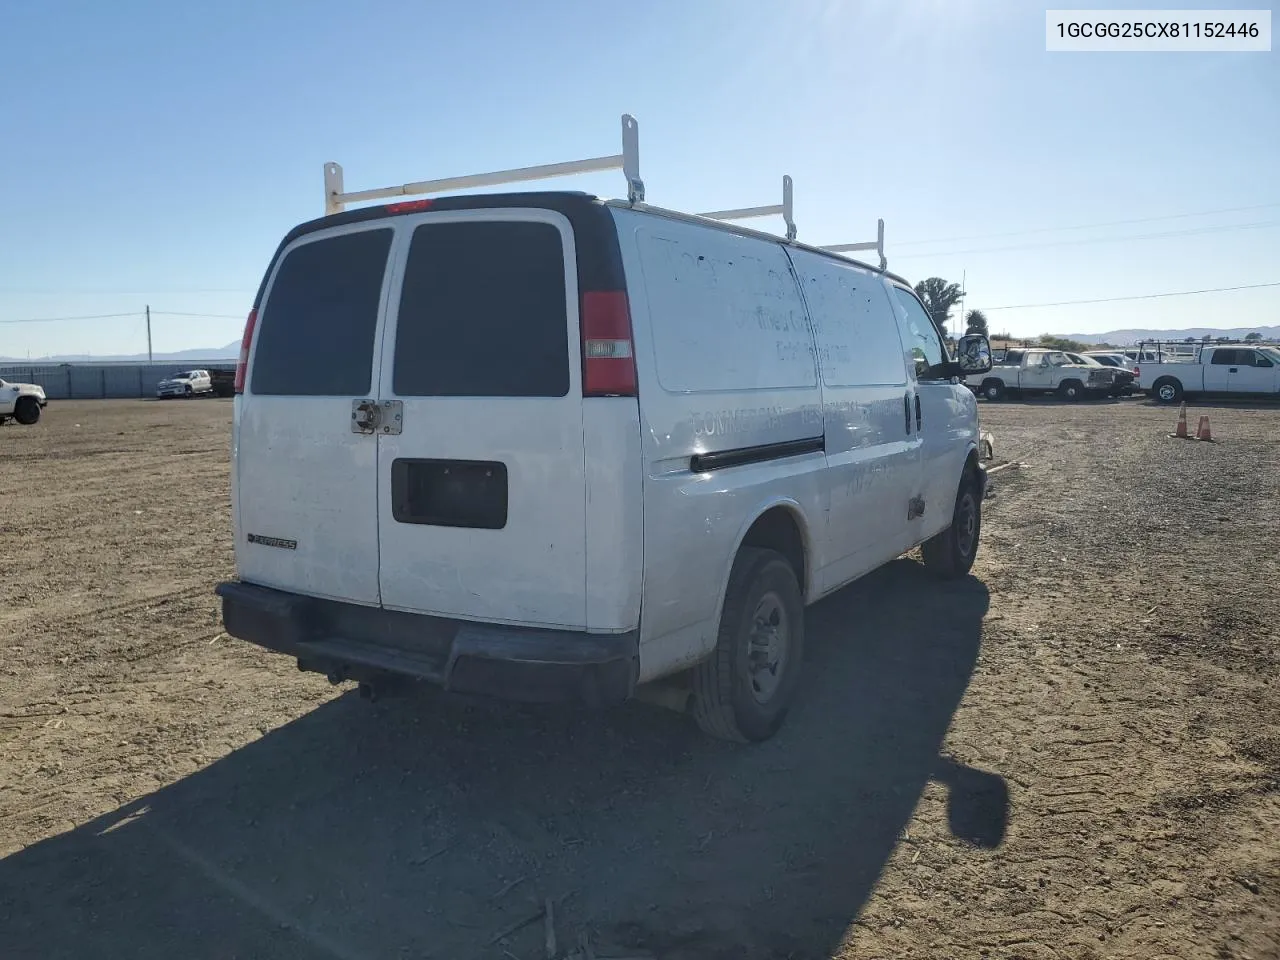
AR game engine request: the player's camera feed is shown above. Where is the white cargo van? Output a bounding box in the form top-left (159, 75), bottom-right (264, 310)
top-left (216, 117), bottom-right (993, 741)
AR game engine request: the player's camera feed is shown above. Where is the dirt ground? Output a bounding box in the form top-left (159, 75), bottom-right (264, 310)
top-left (0, 397), bottom-right (1277, 960)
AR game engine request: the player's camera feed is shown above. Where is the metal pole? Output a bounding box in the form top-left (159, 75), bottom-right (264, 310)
top-left (146, 305), bottom-right (153, 363)
top-left (959, 269), bottom-right (966, 340)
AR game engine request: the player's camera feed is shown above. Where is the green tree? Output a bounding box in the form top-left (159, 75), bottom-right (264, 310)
top-left (1245, 331), bottom-right (1262, 342)
top-left (913, 277), bottom-right (965, 333)
top-left (964, 309), bottom-right (989, 336)
top-left (1037, 334), bottom-right (1091, 353)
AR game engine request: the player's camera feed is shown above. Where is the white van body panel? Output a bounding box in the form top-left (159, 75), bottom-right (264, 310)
top-left (784, 248), bottom-right (922, 592)
top-left (610, 207), bottom-right (829, 680)
top-left (582, 399), bottom-right (645, 634)
top-left (234, 222), bottom-right (396, 606)
top-left (882, 280), bottom-right (982, 542)
top-left (374, 208), bottom-right (591, 629)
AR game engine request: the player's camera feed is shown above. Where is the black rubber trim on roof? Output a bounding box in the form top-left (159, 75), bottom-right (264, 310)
top-left (252, 192), bottom-right (628, 308)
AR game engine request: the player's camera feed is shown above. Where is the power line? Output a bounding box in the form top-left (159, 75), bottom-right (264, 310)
top-left (152, 311), bottom-right (244, 319)
top-left (0, 311), bottom-right (142, 325)
top-left (894, 219), bottom-right (1280, 259)
top-left (0, 287), bottom-right (254, 295)
top-left (983, 281), bottom-right (1280, 311)
top-left (894, 201), bottom-right (1280, 247)
top-left (0, 309), bottom-right (245, 325)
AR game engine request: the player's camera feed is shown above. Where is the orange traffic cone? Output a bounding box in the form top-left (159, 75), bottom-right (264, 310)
top-left (1196, 415), bottom-right (1213, 442)
top-left (1173, 402), bottom-right (1188, 438)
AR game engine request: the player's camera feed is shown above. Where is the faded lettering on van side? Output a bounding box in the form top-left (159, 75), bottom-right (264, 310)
top-left (691, 403), bottom-right (822, 439)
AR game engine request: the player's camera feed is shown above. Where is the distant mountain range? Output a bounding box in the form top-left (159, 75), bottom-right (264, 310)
top-left (0, 341), bottom-right (240, 364)
top-left (1053, 326), bottom-right (1280, 345)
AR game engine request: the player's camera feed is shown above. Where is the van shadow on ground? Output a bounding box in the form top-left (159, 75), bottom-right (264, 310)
top-left (0, 560), bottom-right (1001, 960)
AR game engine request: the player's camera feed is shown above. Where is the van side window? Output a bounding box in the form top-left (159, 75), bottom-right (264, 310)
top-left (888, 286), bottom-right (947, 380)
top-left (394, 221), bottom-right (570, 398)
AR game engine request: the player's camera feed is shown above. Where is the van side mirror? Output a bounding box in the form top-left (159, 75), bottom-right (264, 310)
top-left (955, 334), bottom-right (992, 375)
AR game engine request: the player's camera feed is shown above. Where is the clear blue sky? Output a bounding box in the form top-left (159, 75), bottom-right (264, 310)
top-left (1, 0), bottom-right (1276, 357)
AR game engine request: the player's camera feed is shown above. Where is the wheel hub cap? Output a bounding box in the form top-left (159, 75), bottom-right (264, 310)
top-left (747, 592), bottom-right (789, 704)
top-left (957, 494), bottom-right (977, 557)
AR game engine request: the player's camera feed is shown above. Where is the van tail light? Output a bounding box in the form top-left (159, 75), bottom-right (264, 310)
top-left (234, 308), bottom-right (257, 395)
top-left (581, 291), bottom-right (637, 397)
top-left (1133, 365), bottom-right (1140, 378)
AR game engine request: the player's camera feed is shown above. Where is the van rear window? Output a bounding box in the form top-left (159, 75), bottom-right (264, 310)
top-left (251, 228), bottom-right (392, 396)
top-left (393, 221), bottom-right (570, 398)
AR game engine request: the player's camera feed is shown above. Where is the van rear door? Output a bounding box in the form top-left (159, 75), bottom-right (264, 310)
top-left (235, 224), bottom-right (394, 605)
top-left (375, 210), bottom-right (589, 629)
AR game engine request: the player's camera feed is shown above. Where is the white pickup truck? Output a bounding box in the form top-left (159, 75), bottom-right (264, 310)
top-left (156, 369), bottom-right (214, 399)
top-left (967, 347), bottom-right (1117, 401)
top-left (0, 378), bottom-right (48, 425)
top-left (1140, 345), bottom-right (1280, 403)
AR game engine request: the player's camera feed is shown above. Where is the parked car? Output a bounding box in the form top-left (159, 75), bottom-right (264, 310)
top-left (966, 348), bottom-right (1117, 401)
top-left (156, 369), bottom-right (214, 399)
top-left (0, 378), bottom-right (48, 425)
top-left (216, 138), bottom-right (993, 743)
top-left (1083, 351), bottom-right (1139, 376)
top-left (1139, 344), bottom-right (1280, 403)
top-left (1064, 352), bottom-right (1135, 397)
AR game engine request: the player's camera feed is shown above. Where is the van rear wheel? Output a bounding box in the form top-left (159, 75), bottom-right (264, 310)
top-left (692, 548), bottom-right (804, 743)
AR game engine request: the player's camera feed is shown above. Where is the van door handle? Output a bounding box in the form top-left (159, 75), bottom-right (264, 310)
top-left (1229, 367), bottom-right (1238, 373)
top-left (914, 393), bottom-right (922, 431)
top-left (351, 398), bottom-right (381, 435)
top-left (904, 394), bottom-right (912, 434)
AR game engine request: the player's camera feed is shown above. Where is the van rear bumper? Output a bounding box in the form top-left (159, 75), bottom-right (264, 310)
top-left (215, 581), bottom-right (639, 706)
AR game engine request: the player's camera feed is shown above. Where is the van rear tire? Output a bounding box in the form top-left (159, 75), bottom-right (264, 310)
top-left (692, 548), bottom-right (804, 743)
top-left (922, 471), bottom-right (981, 579)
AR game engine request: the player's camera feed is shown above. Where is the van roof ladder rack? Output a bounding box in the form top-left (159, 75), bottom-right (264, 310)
top-left (821, 220), bottom-right (887, 271)
top-left (697, 176), bottom-right (797, 241)
top-left (323, 114), bottom-right (645, 215)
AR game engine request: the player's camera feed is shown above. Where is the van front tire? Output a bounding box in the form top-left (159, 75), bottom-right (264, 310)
top-left (922, 471), bottom-right (981, 579)
top-left (693, 548), bottom-right (805, 743)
